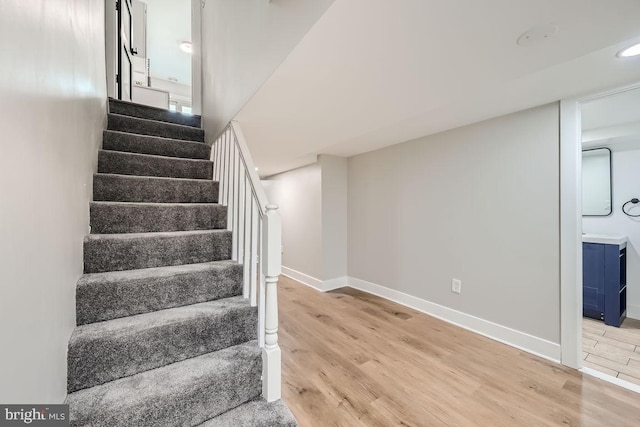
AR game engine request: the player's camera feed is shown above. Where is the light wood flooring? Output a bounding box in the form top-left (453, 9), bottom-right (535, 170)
top-left (278, 276), bottom-right (640, 427)
top-left (582, 317), bottom-right (640, 386)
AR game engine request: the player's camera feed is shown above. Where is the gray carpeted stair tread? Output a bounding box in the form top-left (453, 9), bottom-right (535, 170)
top-left (90, 201), bottom-right (227, 234)
top-left (93, 173), bottom-right (218, 203)
top-left (76, 260), bottom-right (243, 325)
top-left (108, 98), bottom-right (202, 128)
top-left (103, 130), bottom-right (210, 160)
top-left (68, 296), bottom-right (257, 392)
top-left (83, 230), bottom-right (232, 273)
top-left (198, 399), bottom-right (298, 427)
top-left (66, 341), bottom-right (262, 427)
top-left (108, 113), bottom-right (205, 142)
top-left (98, 150), bottom-right (213, 180)
top-left (68, 98), bottom-right (297, 426)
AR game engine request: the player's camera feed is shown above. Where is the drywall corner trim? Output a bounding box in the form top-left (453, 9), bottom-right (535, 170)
top-left (347, 276), bottom-right (562, 363)
top-left (627, 304), bottom-right (640, 320)
top-left (560, 97), bottom-right (582, 370)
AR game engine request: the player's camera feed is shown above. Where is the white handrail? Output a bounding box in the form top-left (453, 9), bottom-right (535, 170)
top-left (211, 121), bottom-right (282, 403)
top-left (230, 121), bottom-right (269, 209)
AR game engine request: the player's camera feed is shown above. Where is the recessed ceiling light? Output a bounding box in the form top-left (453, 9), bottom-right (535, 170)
top-left (255, 167), bottom-right (259, 171)
top-left (617, 43), bottom-right (640, 58)
top-left (180, 41), bottom-right (193, 54)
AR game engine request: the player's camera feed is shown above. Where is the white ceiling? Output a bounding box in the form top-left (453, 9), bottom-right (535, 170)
top-left (143, 0), bottom-right (191, 85)
top-left (235, 0), bottom-right (640, 177)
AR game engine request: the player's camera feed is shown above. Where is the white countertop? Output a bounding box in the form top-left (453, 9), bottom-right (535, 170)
top-left (582, 234), bottom-right (628, 247)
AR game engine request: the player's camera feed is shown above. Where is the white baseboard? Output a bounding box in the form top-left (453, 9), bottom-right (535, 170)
top-left (627, 304), bottom-right (640, 320)
top-left (281, 266), bottom-right (348, 292)
top-left (347, 276), bottom-right (562, 363)
top-left (323, 276), bottom-right (349, 291)
top-left (281, 270), bottom-right (562, 362)
top-left (281, 266), bottom-right (323, 290)
top-left (580, 367), bottom-right (640, 394)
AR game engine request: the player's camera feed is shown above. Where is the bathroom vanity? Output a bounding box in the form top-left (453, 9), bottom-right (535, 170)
top-left (582, 234), bottom-right (627, 327)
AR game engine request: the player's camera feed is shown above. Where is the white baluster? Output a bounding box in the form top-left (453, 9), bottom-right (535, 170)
top-left (213, 139), bottom-right (219, 181)
top-left (261, 204), bottom-right (281, 402)
top-left (257, 217), bottom-right (265, 348)
top-left (237, 162), bottom-right (245, 268)
top-left (214, 139), bottom-right (218, 181)
top-left (221, 130), bottom-right (226, 205)
top-left (216, 135), bottom-right (222, 182)
top-left (216, 139), bottom-right (220, 181)
top-left (248, 195), bottom-right (258, 307)
top-left (221, 129), bottom-right (228, 206)
top-left (225, 128), bottom-right (231, 206)
top-left (229, 142), bottom-right (237, 261)
top-left (243, 176), bottom-right (252, 300)
top-left (216, 136), bottom-right (221, 181)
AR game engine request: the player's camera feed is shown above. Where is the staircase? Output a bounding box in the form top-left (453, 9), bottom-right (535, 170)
top-left (65, 99), bottom-right (296, 427)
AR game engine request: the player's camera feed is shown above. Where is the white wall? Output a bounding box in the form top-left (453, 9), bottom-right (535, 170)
top-left (583, 146), bottom-right (640, 319)
top-left (263, 163), bottom-right (323, 280)
top-left (191, 0), bottom-right (202, 114)
top-left (263, 155), bottom-right (347, 286)
top-left (200, 0), bottom-right (334, 136)
top-left (0, 0), bottom-right (106, 403)
top-left (144, 0), bottom-right (192, 85)
top-left (348, 104), bottom-right (561, 345)
top-left (150, 77), bottom-right (192, 105)
top-left (320, 155), bottom-right (348, 280)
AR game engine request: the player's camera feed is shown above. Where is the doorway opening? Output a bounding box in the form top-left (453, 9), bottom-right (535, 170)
top-left (105, 0), bottom-right (200, 113)
top-left (560, 83), bottom-right (640, 393)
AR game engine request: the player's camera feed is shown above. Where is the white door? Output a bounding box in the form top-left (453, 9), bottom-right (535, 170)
top-left (118, 0), bottom-right (134, 101)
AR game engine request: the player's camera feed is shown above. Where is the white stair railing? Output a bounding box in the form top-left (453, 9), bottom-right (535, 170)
top-left (212, 121), bottom-right (282, 402)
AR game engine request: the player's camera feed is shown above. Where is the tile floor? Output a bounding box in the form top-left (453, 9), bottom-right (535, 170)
top-left (582, 316), bottom-right (640, 385)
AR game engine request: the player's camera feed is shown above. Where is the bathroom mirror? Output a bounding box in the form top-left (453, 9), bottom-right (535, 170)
top-left (582, 148), bottom-right (612, 216)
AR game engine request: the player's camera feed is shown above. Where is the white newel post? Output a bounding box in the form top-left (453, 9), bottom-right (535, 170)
top-left (261, 204), bottom-right (282, 402)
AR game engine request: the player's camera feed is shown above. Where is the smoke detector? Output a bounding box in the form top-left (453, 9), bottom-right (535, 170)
top-left (517, 23), bottom-right (559, 47)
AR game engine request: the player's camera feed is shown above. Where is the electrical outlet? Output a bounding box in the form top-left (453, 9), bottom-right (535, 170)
top-left (451, 279), bottom-right (462, 294)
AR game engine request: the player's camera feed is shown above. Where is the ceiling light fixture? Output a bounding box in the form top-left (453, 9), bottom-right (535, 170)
top-left (617, 43), bottom-right (640, 58)
top-left (180, 41), bottom-right (193, 54)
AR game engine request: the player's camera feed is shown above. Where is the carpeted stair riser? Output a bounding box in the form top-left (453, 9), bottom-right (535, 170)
top-left (83, 230), bottom-right (232, 273)
top-left (103, 130), bottom-right (211, 160)
top-left (108, 99), bottom-right (201, 128)
top-left (108, 113), bottom-right (205, 142)
top-left (66, 99), bottom-right (296, 427)
top-left (94, 174), bottom-right (218, 203)
top-left (76, 261), bottom-right (242, 325)
top-left (98, 150), bottom-right (213, 180)
top-left (90, 202), bottom-right (227, 234)
top-left (198, 399), bottom-right (298, 427)
top-left (68, 297), bottom-right (257, 392)
top-left (66, 341), bottom-right (262, 427)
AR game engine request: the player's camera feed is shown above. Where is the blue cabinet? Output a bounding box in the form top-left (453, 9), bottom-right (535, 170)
top-left (582, 242), bottom-right (627, 327)
top-left (583, 243), bottom-right (605, 319)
